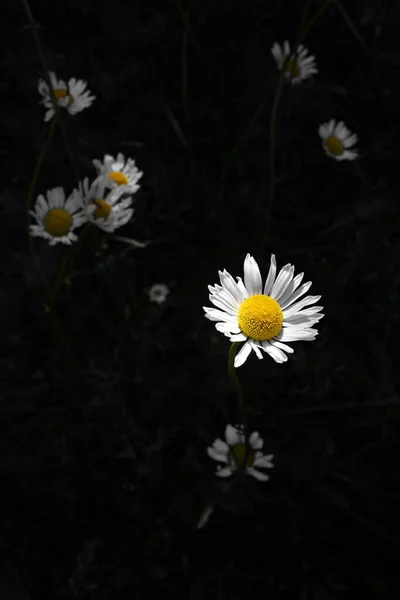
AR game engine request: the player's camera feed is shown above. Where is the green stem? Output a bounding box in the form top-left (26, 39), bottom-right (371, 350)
top-left (26, 116), bottom-right (57, 289)
top-left (228, 343), bottom-right (249, 454)
top-left (21, 0), bottom-right (80, 185)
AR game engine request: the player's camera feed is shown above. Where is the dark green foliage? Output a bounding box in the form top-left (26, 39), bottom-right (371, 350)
top-left (1, 0), bottom-right (400, 597)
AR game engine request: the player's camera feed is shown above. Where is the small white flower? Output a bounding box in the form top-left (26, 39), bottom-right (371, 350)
top-left (79, 176), bottom-right (134, 233)
top-left (318, 119), bottom-right (359, 161)
top-left (271, 40), bottom-right (317, 84)
top-left (29, 187), bottom-right (87, 246)
top-left (207, 424), bottom-right (274, 482)
top-left (204, 253), bottom-right (324, 368)
top-left (38, 71), bottom-right (95, 122)
top-left (148, 283), bottom-right (170, 304)
top-left (93, 153), bottom-right (143, 194)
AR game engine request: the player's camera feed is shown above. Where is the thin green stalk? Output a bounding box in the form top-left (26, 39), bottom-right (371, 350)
top-left (299, 0), bottom-right (334, 42)
top-left (26, 116), bottom-right (57, 289)
top-left (21, 0), bottom-right (80, 185)
top-left (228, 343), bottom-right (249, 460)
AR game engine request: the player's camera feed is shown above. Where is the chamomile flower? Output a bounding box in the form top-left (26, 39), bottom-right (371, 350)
top-left (318, 119), bottom-right (359, 161)
top-left (148, 283), bottom-right (170, 304)
top-left (37, 71), bottom-right (95, 122)
top-left (79, 176), bottom-right (134, 233)
top-left (29, 187), bottom-right (87, 246)
top-left (204, 254), bottom-right (324, 368)
top-left (271, 40), bottom-right (317, 84)
top-left (93, 153), bottom-right (143, 193)
top-left (207, 424), bottom-right (274, 482)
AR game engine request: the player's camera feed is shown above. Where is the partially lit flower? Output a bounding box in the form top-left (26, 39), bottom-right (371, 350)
top-left (271, 41), bottom-right (317, 84)
top-left (318, 119), bottom-right (359, 161)
top-left (148, 283), bottom-right (170, 304)
top-left (204, 253), bottom-right (324, 368)
top-left (38, 71), bottom-right (95, 122)
top-left (207, 424), bottom-right (274, 482)
top-left (93, 153), bottom-right (143, 193)
top-left (29, 187), bottom-right (87, 245)
top-left (79, 176), bottom-right (134, 233)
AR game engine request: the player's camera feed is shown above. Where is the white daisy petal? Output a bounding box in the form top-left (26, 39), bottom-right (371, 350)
top-left (249, 432), bottom-right (263, 450)
top-left (225, 424), bottom-right (242, 446)
top-left (246, 467), bottom-right (270, 482)
top-left (263, 254), bottom-right (277, 295)
top-left (216, 466), bottom-right (233, 478)
top-left (207, 447), bottom-right (229, 463)
top-left (280, 281), bottom-right (313, 310)
top-left (244, 254), bottom-right (262, 296)
top-left (234, 341), bottom-right (252, 368)
top-left (262, 340), bottom-right (288, 363)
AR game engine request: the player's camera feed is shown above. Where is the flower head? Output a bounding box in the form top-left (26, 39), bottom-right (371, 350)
top-left (207, 424), bottom-right (274, 482)
top-left (271, 41), bottom-right (317, 84)
top-left (148, 283), bottom-right (170, 304)
top-left (79, 176), bottom-right (134, 233)
top-left (38, 71), bottom-right (95, 122)
top-left (93, 153), bottom-right (143, 194)
top-left (318, 119), bottom-right (359, 161)
top-left (29, 187), bottom-right (87, 246)
top-left (204, 254), bottom-right (324, 368)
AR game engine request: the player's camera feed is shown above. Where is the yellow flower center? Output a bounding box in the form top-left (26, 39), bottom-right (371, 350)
top-left (109, 171), bottom-right (129, 186)
top-left (44, 208), bottom-right (73, 237)
top-left (284, 58), bottom-right (301, 78)
top-left (325, 136), bottom-right (344, 156)
top-left (229, 443), bottom-right (254, 468)
top-left (238, 294), bottom-right (283, 341)
top-left (92, 199), bottom-right (112, 220)
top-left (54, 88), bottom-right (73, 105)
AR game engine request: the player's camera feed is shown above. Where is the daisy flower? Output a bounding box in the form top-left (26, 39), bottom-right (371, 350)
top-left (93, 153), bottom-right (143, 193)
top-left (318, 119), bottom-right (359, 161)
top-left (203, 253), bottom-right (324, 368)
top-left (148, 283), bottom-right (170, 304)
top-left (271, 40), bottom-right (317, 84)
top-left (29, 187), bottom-right (87, 246)
top-left (79, 176), bottom-right (134, 233)
top-left (37, 71), bottom-right (95, 122)
top-left (207, 424), bottom-right (274, 482)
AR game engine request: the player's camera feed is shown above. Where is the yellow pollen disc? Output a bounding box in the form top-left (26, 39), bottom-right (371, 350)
top-left (92, 199), bottom-right (112, 220)
top-left (54, 88), bottom-right (73, 105)
top-left (284, 58), bottom-right (301, 78)
top-left (238, 294), bottom-right (283, 341)
top-left (109, 171), bottom-right (129, 186)
top-left (44, 208), bottom-right (73, 237)
top-left (325, 136), bottom-right (344, 156)
top-left (229, 443), bottom-right (254, 468)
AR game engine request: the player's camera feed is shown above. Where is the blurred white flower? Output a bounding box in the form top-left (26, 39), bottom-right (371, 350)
top-left (271, 40), bottom-right (317, 84)
top-left (38, 71), bottom-right (95, 122)
top-left (79, 176), bottom-right (134, 233)
top-left (207, 424), bottom-right (274, 482)
top-left (318, 119), bottom-right (359, 161)
top-left (93, 153), bottom-right (143, 194)
top-left (148, 283), bottom-right (170, 304)
top-left (29, 186), bottom-right (87, 246)
top-left (204, 253), bottom-right (324, 368)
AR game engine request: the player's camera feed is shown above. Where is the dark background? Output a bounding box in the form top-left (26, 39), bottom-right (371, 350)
top-left (2, 0), bottom-right (400, 597)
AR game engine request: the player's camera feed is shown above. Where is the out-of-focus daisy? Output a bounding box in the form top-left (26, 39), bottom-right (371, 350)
top-left (318, 119), bottom-right (359, 161)
top-left (37, 71), bottom-right (95, 122)
top-left (148, 283), bottom-right (170, 304)
top-left (271, 41), bottom-right (317, 84)
top-left (93, 153), bottom-right (143, 193)
top-left (204, 254), bottom-right (324, 368)
top-left (79, 176), bottom-right (134, 233)
top-left (207, 424), bottom-right (274, 482)
top-left (29, 187), bottom-right (87, 246)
